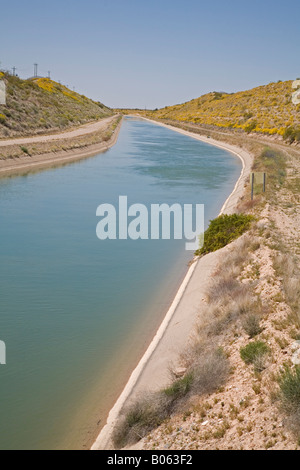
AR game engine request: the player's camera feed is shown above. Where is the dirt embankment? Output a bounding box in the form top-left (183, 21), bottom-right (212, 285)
top-left (135, 127), bottom-right (300, 451)
top-left (0, 115), bottom-right (122, 177)
top-left (100, 118), bottom-right (300, 451)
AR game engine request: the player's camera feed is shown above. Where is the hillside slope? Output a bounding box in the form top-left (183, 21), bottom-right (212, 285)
top-left (111, 124), bottom-right (300, 451)
top-left (144, 80), bottom-right (300, 141)
top-left (0, 72), bottom-right (113, 138)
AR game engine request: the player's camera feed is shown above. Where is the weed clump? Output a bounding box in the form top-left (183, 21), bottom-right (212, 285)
top-left (253, 147), bottom-right (286, 188)
top-left (20, 146), bottom-right (30, 155)
top-left (240, 341), bottom-right (270, 372)
top-left (242, 314), bottom-right (263, 338)
top-left (283, 126), bottom-right (300, 143)
top-left (112, 393), bottom-right (170, 448)
top-left (276, 365), bottom-right (300, 436)
top-left (112, 348), bottom-right (229, 448)
top-left (195, 214), bottom-right (254, 256)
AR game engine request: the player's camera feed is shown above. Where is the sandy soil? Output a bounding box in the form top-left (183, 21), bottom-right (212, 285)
top-left (0, 116), bottom-right (116, 147)
top-left (91, 118), bottom-right (253, 450)
top-left (0, 117), bottom-right (122, 177)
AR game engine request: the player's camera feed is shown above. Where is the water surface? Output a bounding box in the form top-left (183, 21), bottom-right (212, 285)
top-left (0, 118), bottom-right (241, 449)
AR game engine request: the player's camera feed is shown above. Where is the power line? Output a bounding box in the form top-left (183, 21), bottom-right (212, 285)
top-left (0, 60), bottom-right (69, 89)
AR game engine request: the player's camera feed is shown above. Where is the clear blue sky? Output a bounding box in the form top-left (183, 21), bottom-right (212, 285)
top-left (1, 0), bottom-right (300, 109)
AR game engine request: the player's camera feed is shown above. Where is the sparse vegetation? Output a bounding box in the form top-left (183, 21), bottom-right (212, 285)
top-left (189, 349), bottom-right (230, 396)
top-left (117, 83), bottom-right (300, 450)
top-left (0, 114), bottom-right (122, 160)
top-left (163, 373), bottom-right (194, 400)
top-left (253, 148), bottom-right (286, 189)
top-left (20, 146), bottom-right (30, 155)
top-left (283, 126), bottom-right (300, 143)
top-left (0, 72), bottom-right (113, 139)
top-left (242, 314), bottom-right (263, 338)
top-left (0, 114), bottom-right (6, 124)
top-left (273, 253), bottom-right (300, 328)
top-left (138, 80), bottom-right (300, 139)
top-left (277, 365), bottom-right (300, 436)
top-left (112, 393), bottom-right (170, 448)
top-left (113, 348), bottom-right (229, 448)
top-left (240, 341), bottom-right (270, 371)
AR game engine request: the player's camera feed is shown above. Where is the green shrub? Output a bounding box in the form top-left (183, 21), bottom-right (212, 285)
top-left (102, 132), bottom-right (111, 142)
top-left (163, 373), bottom-right (193, 400)
top-left (253, 147), bottom-right (286, 188)
top-left (242, 314), bottom-right (262, 338)
top-left (244, 120), bottom-right (257, 133)
top-left (20, 146), bottom-right (30, 155)
top-left (240, 341), bottom-right (270, 371)
top-left (277, 365), bottom-right (300, 408)
top-left (113, 348), bottom-right (229, 448)
top-left (112, 393), bottom-right (169, 448)
top-left (113, 373), bottom-right (196, 448)
top-left (191, 348), bottom-right (230, 395)
top-left (276, 365), bottom-right (300, 436)
top-left (283, 126), bottom-right (300, 143)
top-left (243, 112), bottom-right (253, 120)
top-left (212, 92), bottom-right (224, 101)
top-left (195, 214), bottom-right (254, 256)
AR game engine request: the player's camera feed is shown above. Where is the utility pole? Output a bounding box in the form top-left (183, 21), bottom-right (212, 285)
top-left (251, 173), bottom-right (254, 201)
top-left (250, 172), bottom-right (266, 200)
top-left (34, 63), bottom-right (38, 78)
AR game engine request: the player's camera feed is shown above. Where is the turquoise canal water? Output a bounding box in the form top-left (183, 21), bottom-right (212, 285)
top-left (0, 118), bottom-right (241, 449)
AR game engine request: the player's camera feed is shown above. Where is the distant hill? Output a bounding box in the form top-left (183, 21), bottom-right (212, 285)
top-left (145, 80), bottom-right (300, 142)
top-left (0, 72), bottom-right (113, 138)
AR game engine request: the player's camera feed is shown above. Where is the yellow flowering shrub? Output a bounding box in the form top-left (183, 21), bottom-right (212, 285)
top-left (148, 81), bottom-right (300, 137)
top-left (35, 78), bottom-right (56, 93)
top-left (0, 73), bottom-right (113, 138)
top-left (62, 91), bottom-right (81, 102)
